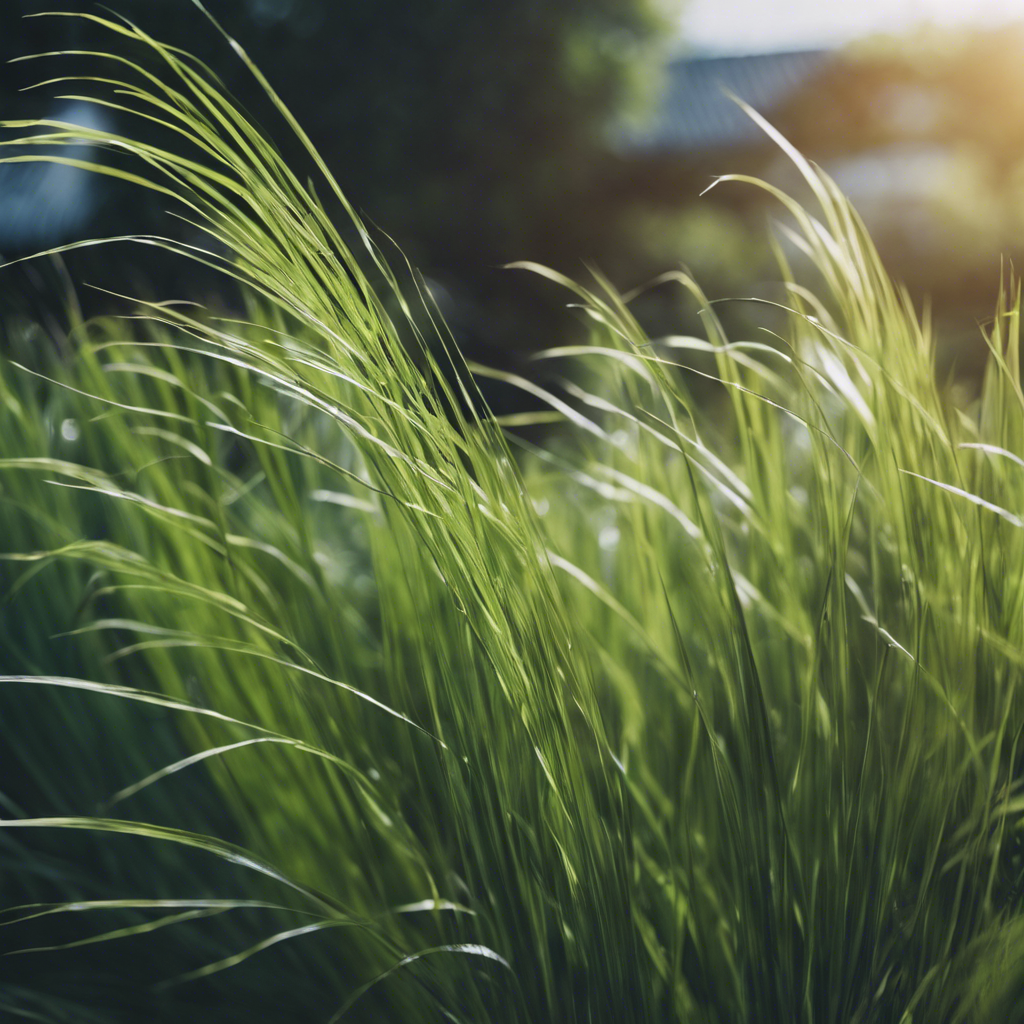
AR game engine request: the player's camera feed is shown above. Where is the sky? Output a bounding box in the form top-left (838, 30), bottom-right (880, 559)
top-left (680, 0), bottom-right (1024, 53)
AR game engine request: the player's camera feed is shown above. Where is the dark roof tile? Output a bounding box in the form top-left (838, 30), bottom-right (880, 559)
top-left (620, 49), bottom-right (832, 153)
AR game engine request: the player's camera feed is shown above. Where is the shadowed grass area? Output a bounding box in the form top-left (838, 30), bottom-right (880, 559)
top-left (1, 9), bottom-right (1024, 1023)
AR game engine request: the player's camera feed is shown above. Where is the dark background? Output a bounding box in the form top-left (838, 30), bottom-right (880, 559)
top-left (0, 0), bottom-right (681, 385)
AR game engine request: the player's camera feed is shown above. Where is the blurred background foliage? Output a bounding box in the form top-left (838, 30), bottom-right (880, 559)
top-left (0, 0), bottom-right (680, 386)
top-left (5, 4), bottom-right (1024, 385)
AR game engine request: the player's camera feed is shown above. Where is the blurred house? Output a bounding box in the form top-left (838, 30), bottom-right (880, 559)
top-left (617, 45), bottom-right (963, 224)
top-left (614, 36), bottom-right (1024, 352)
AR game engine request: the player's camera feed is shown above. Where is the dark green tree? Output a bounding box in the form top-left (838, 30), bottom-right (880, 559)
top-left (1, 0), bottom-right (680, 361)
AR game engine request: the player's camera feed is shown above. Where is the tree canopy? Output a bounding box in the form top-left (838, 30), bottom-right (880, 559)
top-left (1, 0), bottom-right (679, 279)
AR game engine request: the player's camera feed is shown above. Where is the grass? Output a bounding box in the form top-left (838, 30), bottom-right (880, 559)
top-left (1, 8), bottom-right (1024, 1022)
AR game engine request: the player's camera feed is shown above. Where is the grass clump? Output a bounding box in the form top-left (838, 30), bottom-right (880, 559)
top-left (1, 10), bottom-right (1024, 1023)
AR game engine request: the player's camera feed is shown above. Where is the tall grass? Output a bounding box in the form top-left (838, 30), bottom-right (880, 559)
top-left (1, 9), bottom-right (1023, 1022)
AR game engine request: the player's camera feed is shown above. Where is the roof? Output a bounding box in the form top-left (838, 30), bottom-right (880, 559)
top-left (620, 48), bottom-right (833, 153)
